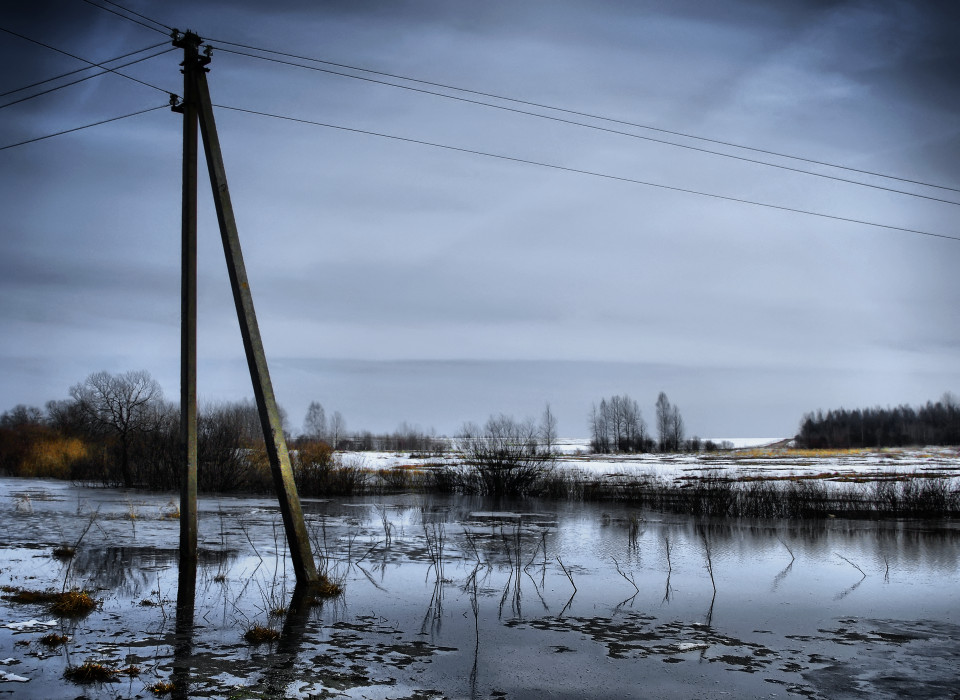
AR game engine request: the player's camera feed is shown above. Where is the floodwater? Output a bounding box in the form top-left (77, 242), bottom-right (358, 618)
top-left (1, 477), bottom-right (958, 699)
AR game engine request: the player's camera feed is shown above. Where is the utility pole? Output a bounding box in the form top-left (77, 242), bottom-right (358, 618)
top-left (172, 31), bottom-right (201, 565)
top-left (173, 31), bottom-right (319, 586)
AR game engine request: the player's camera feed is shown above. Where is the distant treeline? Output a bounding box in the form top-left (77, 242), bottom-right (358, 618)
top-left (0, 370), bottom-right (444, 494)
top-left (796, 395), bottom-right (960, 448)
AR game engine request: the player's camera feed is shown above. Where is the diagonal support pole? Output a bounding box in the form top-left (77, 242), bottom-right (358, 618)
top-left (190, 49), bottom-right (319, 585)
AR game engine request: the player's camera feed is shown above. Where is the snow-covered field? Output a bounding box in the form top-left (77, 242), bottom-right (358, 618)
top-left (343, 440), bottom-right (960, 485)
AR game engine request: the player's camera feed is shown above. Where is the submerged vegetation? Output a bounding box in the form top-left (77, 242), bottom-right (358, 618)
top-left (1, 587), bottom-right (98, 617)
top-left (63, 660), bottom-right (138, 684)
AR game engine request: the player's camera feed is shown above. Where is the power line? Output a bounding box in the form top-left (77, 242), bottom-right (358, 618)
top-left (0, 47), bottom-right (175, 109)
top-left (76, 0), bottom-right (170, 36)
top-left (204, 36), bottom-right (960, 196)
top-left (0, 27), bottom-right (175, 101)
top-left (210, 45), bottom-right (960, 208)
top-left (92, 0), bottom-right (173, 33)
top-left (0, 40), bottom-right (167, 99)
top-left (0, 104), bottom-right (167, 151)
top-left (213, 103), bottom-right (959, 244)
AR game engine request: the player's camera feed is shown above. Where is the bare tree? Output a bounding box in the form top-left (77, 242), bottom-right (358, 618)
top-left (456, 414), bottom-right (554, 498)
top-left (670, 405), bottom-right (685, 452)
top-left (540, 403), bottom-right (558, 454)
top-left (70, 370), bottom-right (163, 487)
top-left (330, 411), bottom-right (346, 450)
top-left (656, 392), bottom-right (672, 452)
top-left (590, 399), bottom-right (611, 453)
top-left (303, 401), bottom-right (327, 442)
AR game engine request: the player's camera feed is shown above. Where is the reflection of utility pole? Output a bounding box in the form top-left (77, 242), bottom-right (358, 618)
top-left (173, 30), bottom-right (319, 585)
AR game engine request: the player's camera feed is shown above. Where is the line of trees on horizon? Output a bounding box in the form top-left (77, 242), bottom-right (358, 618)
top-left (6, 369), bottom-right (958, 492)
top-left (796, 393), bottom-right (960, 449)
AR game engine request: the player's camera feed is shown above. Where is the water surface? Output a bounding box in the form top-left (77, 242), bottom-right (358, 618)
top-left (0, 478), bottom-right (957, 698)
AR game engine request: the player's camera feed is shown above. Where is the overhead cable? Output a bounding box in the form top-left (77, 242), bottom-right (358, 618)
top-left (0, 40), bottom-right (168, 99)
top-left (76, 0), bottom-right (170, 36)
top-left (0, 27), bottom-right (175, 103)
top-left (0, 47), bottom-right (175, 110)
top-left (204, 37), bottom-right (960, 196)
top-left (214, 103), bottom-right (959, 244)
top-left (0, 104), bottom-right (167, 151)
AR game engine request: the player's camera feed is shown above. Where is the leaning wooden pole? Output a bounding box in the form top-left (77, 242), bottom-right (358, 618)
top-left (190, 47), bottom-right (319, 585)
top-left (173, 30), bottom-right (201, 564)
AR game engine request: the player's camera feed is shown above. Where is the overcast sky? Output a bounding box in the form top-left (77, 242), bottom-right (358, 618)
top-left (1, 0), bottom-right (958, 439)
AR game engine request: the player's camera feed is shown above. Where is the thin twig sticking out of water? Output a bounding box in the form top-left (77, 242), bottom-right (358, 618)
top-left (883, 555), bottom-right (890, 583)
top-left (612, 557), bottom-right (639, 612)
top-left (777, 536), bottom-right (795, 563)
top-left (423, 522), bottom-right (445, 583)
top-left (556, 556), bottom-right (577, 594)
top-left (663, 534), bottom-right (673, 604)
top-left (236, 515), bottom-right (263, 564)
top-left (374, 504), bottom-right (392, 547)
top-left (612, 558), bottom-right (639, 594)
top-left (699, 527), bottom-right (716, 595)
top-left (835, 552), bottom-right (867, 580)
top-left (556, 555), bottom-right (577, 617)
top-left (61, 509), bottom-right (99, 593)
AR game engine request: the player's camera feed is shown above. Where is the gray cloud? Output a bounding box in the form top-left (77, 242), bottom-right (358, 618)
top-left (1, 0), bottom-right (957, 437)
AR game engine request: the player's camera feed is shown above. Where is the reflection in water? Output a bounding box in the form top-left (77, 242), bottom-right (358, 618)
top-left (2, 480), bottom-right (959, 700)
top-left (172, 556), bottom-right (196, 700)
top-left (260, 585), bottom-right (315, 697)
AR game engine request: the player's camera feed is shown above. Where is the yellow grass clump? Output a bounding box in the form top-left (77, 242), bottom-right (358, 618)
top-left (243, 623), bottom-right (281, 644)
top-left (3, 587), bottom-right (98, 617)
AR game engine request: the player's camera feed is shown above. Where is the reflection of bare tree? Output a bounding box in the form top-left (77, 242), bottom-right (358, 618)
top-left (70, 547), bottom-right (167, 597)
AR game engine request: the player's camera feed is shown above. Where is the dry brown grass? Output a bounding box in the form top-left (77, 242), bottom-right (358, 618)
top-left (149, 680), bottom-right (175, 695)
top-left (3, 587), bottom-right (97, 617)
top-left (243, 623), bottom-right (280, 644)
top-left (63, 661), bottom-right (120, 684)
top-left (38, 632), bottom-right (69, 647)
top-left (314, 575), bottom-right (345, 598)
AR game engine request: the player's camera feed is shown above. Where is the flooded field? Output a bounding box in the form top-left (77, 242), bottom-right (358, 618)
top-left (1, 477), bottom-right (958, 699)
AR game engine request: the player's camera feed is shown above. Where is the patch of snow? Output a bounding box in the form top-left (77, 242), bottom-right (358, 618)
top-left (2, 619), bottom-right (57, 631)
top-left (0, 671), bottom-right (29, 683)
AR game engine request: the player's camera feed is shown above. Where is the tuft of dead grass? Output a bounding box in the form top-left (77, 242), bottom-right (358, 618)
top-left (243, 623), bottom-right (280, 644)
top-left (314, 575), bottom-right (345, 598)
top-left (149, 680), bottom-right (175, 695)
top-left (39, 632), bottom-right (69, 647)
top-left (2, 587), bottom-right (97, 617)
top-left (63, 661), bottom-right (120, 684)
